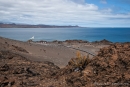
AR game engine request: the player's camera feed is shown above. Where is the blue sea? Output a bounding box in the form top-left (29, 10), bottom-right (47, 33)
top-left (0, 28), bottom-right (130, 42)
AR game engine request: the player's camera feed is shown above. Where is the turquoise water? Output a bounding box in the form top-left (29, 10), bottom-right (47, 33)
top-left (0, 28), bottom-right (130, 42)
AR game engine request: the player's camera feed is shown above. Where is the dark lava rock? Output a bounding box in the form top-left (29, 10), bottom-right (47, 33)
top-left (92, 39), bottom-right (113, 45)
top-left (0, 64), bottom-right (9, 71)
top-left (0, 50), bottom-right (60, 87)
top-left (65, 40), bottom-right (88, 43)
top-left (54, 43), bottom-right (130, 87)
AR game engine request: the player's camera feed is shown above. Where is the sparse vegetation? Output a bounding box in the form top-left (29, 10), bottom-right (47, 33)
top-left (68, 51), bottom-right (90, 71)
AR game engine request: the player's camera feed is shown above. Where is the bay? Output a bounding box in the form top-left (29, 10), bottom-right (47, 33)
top-left (0, 28), bottom-right (130, 42)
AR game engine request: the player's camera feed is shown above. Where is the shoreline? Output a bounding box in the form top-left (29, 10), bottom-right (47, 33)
top-left (0, 36), bottom-right (111, 67)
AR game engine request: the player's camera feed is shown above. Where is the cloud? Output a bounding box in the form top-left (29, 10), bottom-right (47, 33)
top-left (100, 0), bottom-right (107, 4)
top-left (0, 0), bottom-right (130, 27)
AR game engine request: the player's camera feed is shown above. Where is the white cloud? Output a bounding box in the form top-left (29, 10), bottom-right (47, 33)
top-left (0, 0), bottom-right (130, 27)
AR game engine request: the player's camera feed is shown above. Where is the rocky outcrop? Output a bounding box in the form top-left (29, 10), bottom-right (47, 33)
top-left (0, 50), bottom-right (60, 87)
top-left (84, 43), bottom-right (130, 86)
top-left (65, 40), bottom-right (88, 43)
top-left (55, 43), bottom-right (130, 87)
top-left (92, 39), bottom-right (113, 45)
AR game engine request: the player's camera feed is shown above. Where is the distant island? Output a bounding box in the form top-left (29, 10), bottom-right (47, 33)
top-left (0, 23), bottom-right (79, 28)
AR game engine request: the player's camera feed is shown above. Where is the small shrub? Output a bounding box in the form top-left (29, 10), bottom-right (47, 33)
top-left (68, 51), bottom-right (90, 71)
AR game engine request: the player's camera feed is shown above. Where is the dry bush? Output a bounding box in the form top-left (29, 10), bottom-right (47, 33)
top-left (68, 51), bottom-right (90, 71)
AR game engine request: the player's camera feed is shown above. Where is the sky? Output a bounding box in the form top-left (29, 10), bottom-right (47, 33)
top-left (0, 0), bottom-right (130, 27)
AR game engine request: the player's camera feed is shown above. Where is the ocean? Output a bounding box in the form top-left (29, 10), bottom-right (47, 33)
top-left (0, 28), bottom-right (130, 42)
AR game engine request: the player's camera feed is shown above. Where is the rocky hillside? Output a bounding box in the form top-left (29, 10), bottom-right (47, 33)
top-left (0, 42), bottom-right (130, 87)
top-left (56, 43), bottom-right (130, 87)
top-left (0, 50), bottom-right (60, 87)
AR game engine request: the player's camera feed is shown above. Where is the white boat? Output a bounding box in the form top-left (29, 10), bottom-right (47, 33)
top-left (30, 36), bottom-right (34, 40)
